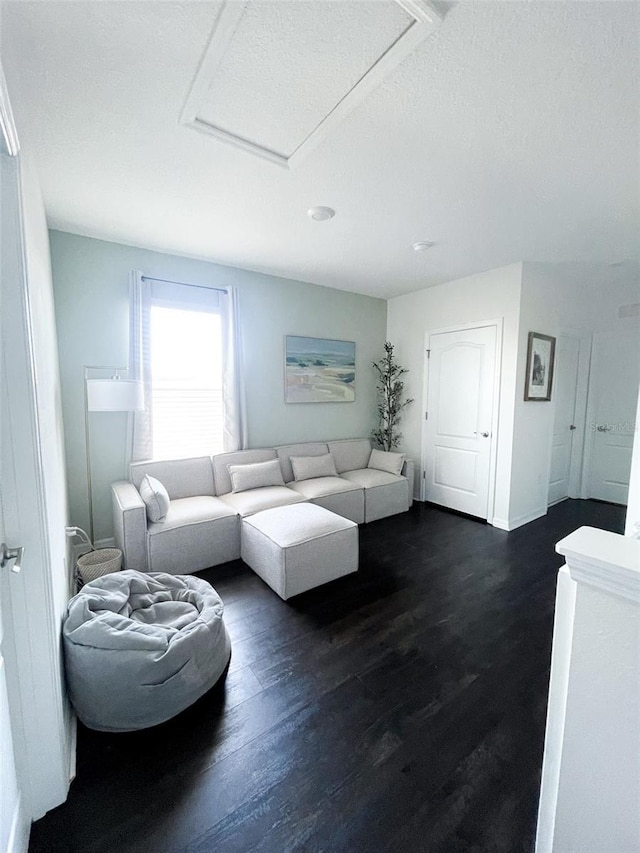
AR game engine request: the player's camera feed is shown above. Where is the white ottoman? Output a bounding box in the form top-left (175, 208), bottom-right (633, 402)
top-left (241, 503), bottom-right (358, 600)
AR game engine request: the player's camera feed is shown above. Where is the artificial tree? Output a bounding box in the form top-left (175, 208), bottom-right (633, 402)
top-left (371, 341), bottom-right (414, 451)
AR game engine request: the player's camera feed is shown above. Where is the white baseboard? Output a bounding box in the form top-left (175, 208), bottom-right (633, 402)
top-left (93, 537), bottom-right (115, 549)
top-left (491, 508), bottom-right (548, 532)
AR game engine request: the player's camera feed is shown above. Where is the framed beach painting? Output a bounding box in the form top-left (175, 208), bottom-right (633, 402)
top-left (285, 336), bottom-right (356, 403)
top-left (524, 332), bottom-right (556, 401)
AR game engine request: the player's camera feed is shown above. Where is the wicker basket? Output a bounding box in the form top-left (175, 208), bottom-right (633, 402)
top-left (77, 548), bottom-right (123, 584)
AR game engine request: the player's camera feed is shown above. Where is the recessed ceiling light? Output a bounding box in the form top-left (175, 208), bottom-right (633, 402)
top-left (412, 241), bottom-right (435, 252)
top-left (307, 206), bottom-right (335, 221)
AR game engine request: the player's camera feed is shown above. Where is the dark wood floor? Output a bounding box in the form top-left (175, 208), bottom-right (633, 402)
top-left (30, 499), bottom-right (625, 853)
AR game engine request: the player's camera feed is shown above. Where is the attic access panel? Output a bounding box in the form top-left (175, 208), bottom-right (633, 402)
top-left (181, 0), bottom-right (442, 169)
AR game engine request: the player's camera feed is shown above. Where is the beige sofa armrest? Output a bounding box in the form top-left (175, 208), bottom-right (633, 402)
top-left (111, 481), bottom-right (148, 571)
top-left (402, 458), bottom-right (416, 507)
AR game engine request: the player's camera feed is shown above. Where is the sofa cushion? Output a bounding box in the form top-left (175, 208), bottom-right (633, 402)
top-left (130, 457), bottom-right (215, 500)
top-left (276, 443), bottom-right (329, 483)
top-left (147, 496), bottom-right (237, 534)
top-left (327, 439), bottom-right (372, 474)
top-left (218, 486), bottom-right (306, 517)
top-left (341, 469), bottom-right (409, 523)
top-left (340, 468), bottom-right (405, 489)
top-left (291, 454), bottom-right (338, 482)
top-left (213, 449), bottom-right (277, 496)
top-left (228, 459), bottom-right (285, 493)
top-left (146, 497), bottom-right (239, 575)
top-left (288, 476), bottom-right (361, 500)
top-left (139, 475), bottom-right (170, 522)
top-left (368, 449), bottom-right (405, 477)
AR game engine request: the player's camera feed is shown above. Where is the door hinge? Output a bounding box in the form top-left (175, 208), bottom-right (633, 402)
top-left (422, 470), bottom-right (426, 480)
top-left (426, 349), bottom-right (431, 358)
top-left (425, 411), bottom-right (428, 421)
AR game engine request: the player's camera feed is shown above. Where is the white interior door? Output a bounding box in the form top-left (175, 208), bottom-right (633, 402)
top-left (548, 335), bottom-right (580, 506)
top-left (423, 324), bottom-right (498, 519)
top-left (588, 330), bottom-right (640, 505)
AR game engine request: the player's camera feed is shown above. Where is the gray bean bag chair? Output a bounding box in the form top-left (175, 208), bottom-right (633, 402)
top-left (63, 570), bottom-right (231, 732)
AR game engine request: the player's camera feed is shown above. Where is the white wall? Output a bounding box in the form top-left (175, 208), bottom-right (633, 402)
top-left (517, 262), bottom-right (640, 524)
top-left (387, 263), bottom-right (523, 524)
top-left (389, 260), bottom-right (639, 529)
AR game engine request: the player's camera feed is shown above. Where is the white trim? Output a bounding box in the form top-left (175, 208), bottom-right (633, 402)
top-left (421, 318), bottom-right (503, 525)
top-left (0, 65), bottom-right (19, 157)
top-left (556, 525), bottom-right (640, 603)
top-left (546, 332), bottom-right (582, 507)
top-left (181, 0), bottom-right (442, 169)
top-left (534, 566), bottom-right (577, 853)
top-left (494, 507), bottom-right (547, 532)
top-left (580, 331), bottom-right (598, 499)
top-left (6, 792), bottom-right (30, 853)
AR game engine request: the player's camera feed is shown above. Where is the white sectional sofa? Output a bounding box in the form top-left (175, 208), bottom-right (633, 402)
top-left (111, 438), bottom-right (414, 575)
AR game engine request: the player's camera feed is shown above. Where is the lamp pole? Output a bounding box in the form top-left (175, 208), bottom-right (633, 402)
top-left (84, 365), bottom-right (136, 544)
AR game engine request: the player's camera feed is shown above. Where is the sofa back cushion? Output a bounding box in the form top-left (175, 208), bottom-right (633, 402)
top-left (213, 449), bottom-right (277, 496)
top-left (368, 449), bottom-right (405, 476)
top-left (276, 442), bottom-right (329, 483)
top-left (291, 454), bottom-right (338, 482)
top-left (130, 457), bottom-right (215, 500)
top-left (228, 459), bottom-right (285, 493)
top-left (327, 439), bottom-right (372, 474)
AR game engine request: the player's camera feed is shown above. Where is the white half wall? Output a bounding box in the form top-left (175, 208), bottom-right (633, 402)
top-left (536, 528), bottom-right (640, 853)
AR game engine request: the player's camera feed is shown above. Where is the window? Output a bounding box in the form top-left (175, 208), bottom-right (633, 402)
top-left (149, 304), bottom-right (223, 459)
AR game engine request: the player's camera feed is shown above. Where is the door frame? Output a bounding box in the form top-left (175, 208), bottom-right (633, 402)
top-left (421, 318), bottom-right (503, 523)
top-left (547, 332), bottom-right (583, 507)
top-left (1, 69), bottom-right (72, 829)
top-left (581, 329), bottom-right (640, 502)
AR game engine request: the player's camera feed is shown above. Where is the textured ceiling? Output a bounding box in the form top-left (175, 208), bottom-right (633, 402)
top-left (1, 0), bottom-right (638, 298)
top-left (196, 1), bottom-right (412, 158)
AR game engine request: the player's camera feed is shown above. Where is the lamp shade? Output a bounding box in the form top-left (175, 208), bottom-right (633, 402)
top-left (86, 379), bottom-right (144, 412)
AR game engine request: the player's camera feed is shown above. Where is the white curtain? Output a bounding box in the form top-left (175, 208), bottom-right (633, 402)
top-left (129, 273), bottom-right (246, 460)
top-left (220, 286), bottom-right (247, 451)
top-left (130, 271), bottom-right (153, 461)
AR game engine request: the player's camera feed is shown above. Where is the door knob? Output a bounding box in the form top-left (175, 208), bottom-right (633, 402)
top-left (1, 543), bottom-right (24, 574)
top-left (596, 425), bottom-right (611, 432)
top-left (569, 424), bottom-right (577, 430)
top-left (480, 432), bottom-right (489, 438)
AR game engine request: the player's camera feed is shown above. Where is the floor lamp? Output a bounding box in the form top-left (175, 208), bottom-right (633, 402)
top-left (84, 366), bottom-right (145, 543)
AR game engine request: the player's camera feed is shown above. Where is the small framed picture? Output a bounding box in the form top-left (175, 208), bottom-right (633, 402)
top-left (524, 332), bottom-right (556, 401)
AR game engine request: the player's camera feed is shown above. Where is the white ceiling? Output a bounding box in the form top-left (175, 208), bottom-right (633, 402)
top-left (1, 0), bottom-right (638, 299)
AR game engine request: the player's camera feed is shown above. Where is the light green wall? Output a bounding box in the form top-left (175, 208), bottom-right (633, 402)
top-left (50, 230), bottom-right (387, 540)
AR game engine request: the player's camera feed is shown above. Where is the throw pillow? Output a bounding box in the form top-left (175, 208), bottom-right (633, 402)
top-left (368, 449), bottom-right (405, 477)
top-left (228, 459), bottom-right (285, 493)
top-left (139, 474), bottom-right (170, 522)
top-left (290, 453), bottom-right (338, 481)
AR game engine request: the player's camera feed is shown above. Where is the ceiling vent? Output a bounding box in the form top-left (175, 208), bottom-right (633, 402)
top-left (181, 0), bottom-right (442, 169)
